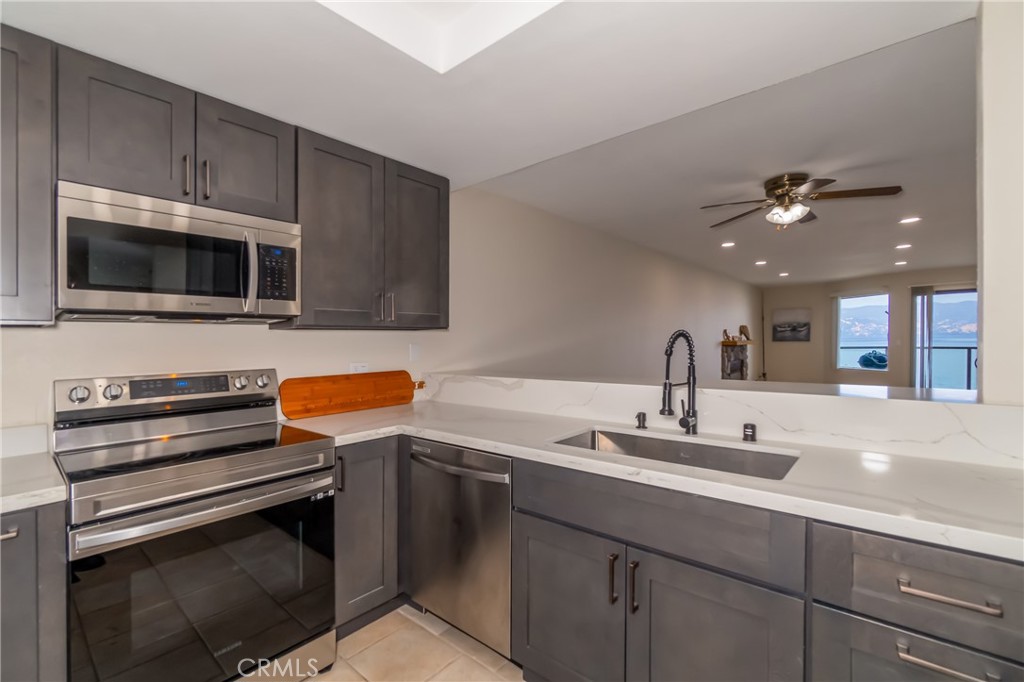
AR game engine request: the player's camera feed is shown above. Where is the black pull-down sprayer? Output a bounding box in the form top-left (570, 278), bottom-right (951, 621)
top-left (660, 329), bottom-right (698, 435)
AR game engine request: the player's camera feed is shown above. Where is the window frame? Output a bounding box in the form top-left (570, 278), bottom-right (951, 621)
top-left (835, 292), bottom-right (891, 372)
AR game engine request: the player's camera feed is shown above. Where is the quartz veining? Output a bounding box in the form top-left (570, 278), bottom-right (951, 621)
top-left (291, 400), bottom-right (1023, 562)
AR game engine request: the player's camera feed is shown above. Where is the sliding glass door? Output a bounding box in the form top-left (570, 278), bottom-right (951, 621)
top-left (912, 288), bottom-right (978, 390)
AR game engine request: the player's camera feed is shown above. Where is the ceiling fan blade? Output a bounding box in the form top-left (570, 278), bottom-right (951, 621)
top-left (798, 211), bottom-right (818, 224)
top-left (809, 186), bottom-right (903, 200)
top-left (792, 178), bottom-right (835, 194)
top-left (700, 199), bottom-right (768, 209)
top-left (709, 205), bottom-right (768, 229)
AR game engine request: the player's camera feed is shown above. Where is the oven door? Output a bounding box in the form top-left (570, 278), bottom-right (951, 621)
top-left (57, 195), bottom-right (257, 317)
top-left (67, 473), bottom-right (335, 682)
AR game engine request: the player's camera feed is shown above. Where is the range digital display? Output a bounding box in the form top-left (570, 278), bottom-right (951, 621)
top-left (129, 374), bottom-right (230, 399)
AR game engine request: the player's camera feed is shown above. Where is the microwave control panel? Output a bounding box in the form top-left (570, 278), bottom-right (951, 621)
top-left (257, 244), bottom-right (297, 301)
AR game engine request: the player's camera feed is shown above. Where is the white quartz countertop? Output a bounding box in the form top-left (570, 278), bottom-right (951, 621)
top-left (1, 450), bottom-right (67, 515)
top-left (289, 401), bottom-right (1024, 562)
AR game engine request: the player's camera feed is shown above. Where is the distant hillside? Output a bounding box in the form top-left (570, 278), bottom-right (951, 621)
top-left (839, 299), bottom-right (977, 343)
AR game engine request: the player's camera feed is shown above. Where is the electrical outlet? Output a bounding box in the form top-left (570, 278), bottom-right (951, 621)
top-left (409, 343), bottom-right (421, 362)
top-left (349, 362), bottom-right (369, 373)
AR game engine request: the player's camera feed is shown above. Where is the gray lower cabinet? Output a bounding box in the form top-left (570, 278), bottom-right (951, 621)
top-left (276, 130), bottom-right (385, 328)
top-left (0, 503), bottom-right (67, 682)
top-left (812, 605), bottom-right (1023, 682)
top-left (58, 46), bottom-right (195, 202)
top-left (195, 94), bottom-right (296, 221)
top-left (512, 511), bottom-right (626, 682)
top-left (1, 25), bottom-right (54, 325)
top-left (626, 547), bottom-right (803, 682)
top-left (512, 511), bottom-right (803, 682)
top-left (384, 160), bottom-right (450, 329)
top-left (335, 438), bottom-right (399, 625)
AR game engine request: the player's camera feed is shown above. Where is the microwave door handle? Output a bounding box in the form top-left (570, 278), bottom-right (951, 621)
top-left (242, 232), bottom-right (258, 314)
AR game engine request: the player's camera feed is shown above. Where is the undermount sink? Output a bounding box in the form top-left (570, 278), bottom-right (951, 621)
top-left (555, 429), bottom-right (799, 480)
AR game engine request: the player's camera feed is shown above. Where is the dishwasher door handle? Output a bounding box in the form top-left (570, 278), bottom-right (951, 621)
top-left (411, 452), bottom-right (510, 485)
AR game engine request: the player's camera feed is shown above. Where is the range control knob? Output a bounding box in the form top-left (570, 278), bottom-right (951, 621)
top-left (233, 375), bottom-right (250, 390)
top-left (255, 374), bottom-right (272, 389)
top-left (102, 384), bottom-right (124, 401)
top-left (68, 385), bottom-right (91, 404)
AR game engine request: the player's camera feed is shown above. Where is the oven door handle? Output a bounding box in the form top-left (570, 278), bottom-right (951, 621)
top-left (69, 473), bottom-right (333, 560)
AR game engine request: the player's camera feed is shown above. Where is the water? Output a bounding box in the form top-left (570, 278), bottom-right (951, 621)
top-left (839, 338), bottom-right (977, 389)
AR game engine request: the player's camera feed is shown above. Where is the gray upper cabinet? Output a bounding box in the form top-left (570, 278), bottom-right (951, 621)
top-left (335, 438), bottom-right (399, 625)
top-left (1, 25), bottom-right (54, 325)
top-left (279, 139), bottom-right (449, 330)
top-left (626, 547), bottom-right (804, 682)
top-left (195, 94), bottom-right (296, 221)
top-left (278, 130), bottom-right (385, 328)
top-left (58, 46), bottom-right (195, 202)
top-left (512, 511), bottom-right (626, 682)
top-left (384, 160), bottom-right (450, 329)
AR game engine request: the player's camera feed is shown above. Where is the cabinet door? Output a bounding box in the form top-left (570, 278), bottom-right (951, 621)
top-left (626, 547), bottom-right (803, 682)
top-left (335, 438), bottom-right (398, 625)
top-left (512, 512), bottom-right (626, 682)
top-left (278, 129), bottom-right (385, 328)
top-left (1, 510), bottom-right (38, 682)
top-left (383, 160), bottom-right (449, 329)
top-left (1, 26), bottom-right (53, 325)
top-left (812, 605), bottom-right (1022, 682)
top-left (195, 94), bottom-right (296, 221)
top-left (58, 47), bottom-right (194, 201)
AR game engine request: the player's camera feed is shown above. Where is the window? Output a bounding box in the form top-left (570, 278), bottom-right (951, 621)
top-left (837, 293), bottom-right (889, 370)
top-left (913, 289), bottom-right (978, 389)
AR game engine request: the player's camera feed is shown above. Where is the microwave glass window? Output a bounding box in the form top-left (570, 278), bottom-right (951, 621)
top-left (67, 218), bottom-right (246, 298)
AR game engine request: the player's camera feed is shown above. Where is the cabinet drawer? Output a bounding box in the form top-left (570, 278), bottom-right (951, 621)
top-left (513, 461), bottom-right (805, 592)
top-left (812, 523), bottom-right (1023, 661)
top-left (812, 605), bottom-right (1023, 682)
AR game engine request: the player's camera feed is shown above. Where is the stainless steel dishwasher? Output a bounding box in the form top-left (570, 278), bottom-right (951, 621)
top-left (409, 438), bottom-right (511, 657)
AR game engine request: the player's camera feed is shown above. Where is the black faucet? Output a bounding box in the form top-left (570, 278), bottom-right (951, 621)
top-left (659, 329), bottom-right (698, 435)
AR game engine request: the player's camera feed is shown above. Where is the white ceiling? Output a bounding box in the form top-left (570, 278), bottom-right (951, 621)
top-left (1, 1), bottom-right (977, 190)
top-left (479, 20), bottom-right (979, 285)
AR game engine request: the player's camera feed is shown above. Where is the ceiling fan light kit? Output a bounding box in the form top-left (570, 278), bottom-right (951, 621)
top-left (702, 172), bottom-right (903, 231)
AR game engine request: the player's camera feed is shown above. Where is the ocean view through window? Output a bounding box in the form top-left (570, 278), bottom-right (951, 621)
top-left (837, 294), bottom-right (890, 371)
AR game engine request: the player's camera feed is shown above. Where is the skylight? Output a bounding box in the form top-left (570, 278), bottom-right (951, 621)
top-left (318, 1), bottom-right (562, 74)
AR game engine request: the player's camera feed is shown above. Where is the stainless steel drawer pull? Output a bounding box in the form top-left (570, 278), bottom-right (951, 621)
top-left (897, 642), bottom-right (1000, 682)
top-left (0, 528), bottom-right (19, 542)
top-left (183, 154), bottom-right (192, 196)
top-left (203, 159), bottom-right (212, 199)
top-left (897, 578), bottom-right (1004, 618)
top-left (388, 293), bottom-right (396, 322)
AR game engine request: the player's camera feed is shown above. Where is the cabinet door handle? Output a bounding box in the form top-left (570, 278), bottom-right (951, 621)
top-left (608, 553), bottom-right (619, 604)
top-left (896, 642), bottom-right (1000, 682)
top-left (202, 159), bottom-right (211, 200)
top-left (376, 292), bottom-right (385, 321)
top-left (897, 578), bottom-right (1003, 618)
top-left (183, 154), bottom-right (192, 196)
top-left (336, 457), bottom-right (345, 492)
top-left (628, 560), bottom-right (640, 613)
top-left (388, 293), bottom-right (396, 322)
top-left (0, 528), bottom-right (19, 542)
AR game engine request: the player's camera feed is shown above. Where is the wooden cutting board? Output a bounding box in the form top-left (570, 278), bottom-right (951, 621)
top-left (279, 370), bottom-right (424, 420)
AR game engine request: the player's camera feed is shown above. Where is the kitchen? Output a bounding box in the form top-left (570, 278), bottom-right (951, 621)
top-left (0, 2), bottom-right (1022, 682)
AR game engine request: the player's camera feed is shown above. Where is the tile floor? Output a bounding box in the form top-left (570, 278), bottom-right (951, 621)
top-left (315, 606), bottom-right (524, 682)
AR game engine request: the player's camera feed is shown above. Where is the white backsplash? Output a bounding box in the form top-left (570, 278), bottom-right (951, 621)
top-left (421, 374), bottom-right (1023, 469)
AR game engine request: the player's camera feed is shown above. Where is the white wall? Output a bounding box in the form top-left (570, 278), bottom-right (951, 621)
top-left (0, 189), bottom-right (761, 427)
top-left (762, 267), bottom-right (976, 386)
top-left (977, 1), bottom-right (1024, 406)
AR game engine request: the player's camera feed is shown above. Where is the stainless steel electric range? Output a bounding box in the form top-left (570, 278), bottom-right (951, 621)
top-left (53, 368), bottom-right (337, 682)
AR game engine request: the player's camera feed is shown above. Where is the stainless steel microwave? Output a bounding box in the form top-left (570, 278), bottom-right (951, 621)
top-left (56, 182), bottom-right (301, 322)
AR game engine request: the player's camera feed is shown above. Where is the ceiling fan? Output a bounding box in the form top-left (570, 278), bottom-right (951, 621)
top-left (701, 173), bottom-right (902, 230)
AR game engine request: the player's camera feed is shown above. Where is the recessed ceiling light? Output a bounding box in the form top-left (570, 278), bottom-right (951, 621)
top-left (895, 244), bottom-right (912, 249)
top-left (721, 242), bottom-right (736, 248)
top-left (895, 261), bottom-right (908, 266)
top-left (779, 272), bottom-right (790, 277)
top-left (755, 260), bottom-right (767, 266)
top-left (899, 217), bottom-right (921, 224)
